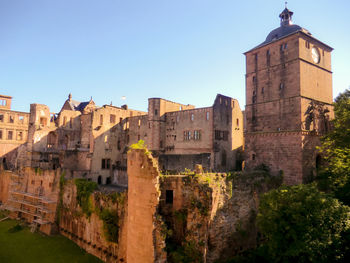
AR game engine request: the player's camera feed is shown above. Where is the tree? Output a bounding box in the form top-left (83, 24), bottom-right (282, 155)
top-left (317, 89), bottom-right (350, 205)
top-left (257, 184), bottom-right (350, 263)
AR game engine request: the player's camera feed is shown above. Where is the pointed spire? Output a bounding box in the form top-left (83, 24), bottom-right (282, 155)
top-left (68, 93), bottom-right (72, 101)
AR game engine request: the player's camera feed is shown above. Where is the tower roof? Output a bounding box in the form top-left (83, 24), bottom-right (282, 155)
top-left (245, 6), bottom-right (314, 53)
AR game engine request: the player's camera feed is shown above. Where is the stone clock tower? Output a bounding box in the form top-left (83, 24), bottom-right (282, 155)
top-left (244, 7), bottom-right (334, 184)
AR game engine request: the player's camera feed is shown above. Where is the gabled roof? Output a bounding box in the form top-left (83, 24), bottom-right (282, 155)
top-left (60, 94), bottom-right (95, 113)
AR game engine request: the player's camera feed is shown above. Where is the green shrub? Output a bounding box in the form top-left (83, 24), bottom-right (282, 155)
top-left (99, 209), bottom-right (119, 243)
top-left (74, 179), bottom-right (98, 217)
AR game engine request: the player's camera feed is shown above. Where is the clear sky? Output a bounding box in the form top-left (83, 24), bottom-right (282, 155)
top-left (1, 0), bottom-right (349, 113)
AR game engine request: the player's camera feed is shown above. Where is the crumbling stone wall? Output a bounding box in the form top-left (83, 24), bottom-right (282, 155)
top-left (59, 180), bottom-right (128, 263)
top-left (127, 148), bottom-right (166, 263)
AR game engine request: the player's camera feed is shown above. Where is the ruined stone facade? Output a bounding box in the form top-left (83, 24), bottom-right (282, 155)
top-left (1, 92), bottom-right (243, 186)
top-left (0, 6), bottom-right (337, 263)
top-left (0, 95), bottom-right (29, 170)
top-left (244, 8), bottom-right (334, 184)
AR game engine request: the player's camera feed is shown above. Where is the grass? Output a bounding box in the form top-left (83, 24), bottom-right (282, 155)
top-left (0, 219), bottom-right (102, 263)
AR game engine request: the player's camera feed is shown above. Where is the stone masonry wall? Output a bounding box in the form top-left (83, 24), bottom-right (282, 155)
top-left (127, 148), bottom-right (167, 263)
top-left (59, 180), bottom-right (128, 263)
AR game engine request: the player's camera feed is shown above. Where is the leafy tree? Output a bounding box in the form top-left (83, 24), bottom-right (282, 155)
top-left (257, 184), bottom-right (350, 263)
top-left (317, 89), bottom-right (350, 205)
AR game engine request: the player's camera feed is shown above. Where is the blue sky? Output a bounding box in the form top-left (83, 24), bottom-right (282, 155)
top-left (1, 0), bottom-right (349, 113)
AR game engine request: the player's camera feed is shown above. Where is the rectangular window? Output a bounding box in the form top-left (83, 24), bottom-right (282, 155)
top-left (101, 158), bottom-right (111, 169)
top-left (63, 116), bottom-right (67, 125)
top-left (110, 114), bottom-right (116, 124)
top-left (215, 130), bottom-right (228, 141)
top-left (8, 131), bottom-right (13, 140)
top-left (254, 53), bottom-right (258, 70)
top-left (9, 115), bottom-right (14, 123)
top-left (0, 130), bottom-right (2, 139)
top-left (194, 130), bottom-right (201, 140)
top-left (206, 112), bottom-right (210, 121)
top-left (100, 115), bottom-right (103, 125)
top-left (183, 131), bottom-right (191, 141)
top-left (0, 114), bottom-right (3, 122)
top-left (191, 114), bottom-right (194, 121)
top-left (18, 115), bottom-right (24, 123)
top-left (266, 49), bottom-right (270, 66)
top-left (165, 190), bottom-right (173, 204)
top-left (17, 131), bottom-right (23, 141)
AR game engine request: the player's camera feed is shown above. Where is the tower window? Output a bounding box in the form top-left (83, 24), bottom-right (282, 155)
top-left (279, 83), bottom-right (285, 90)
top-left (154, 109), bottom-right (158, 116)
top-left (191, 114), bottom-right (194, 121)
top-left (252, 154), bottom-right (256, 160)
top-left (266, 50), bottom-right (270, 66)
top-left (252, 76), bottom-right (257, 86)
top-left (254, 54), bottom-right (258, 70)
top-left (206, 112), bottom-right (210, 121)
top-left (306, 41), bottom-right (310, 49)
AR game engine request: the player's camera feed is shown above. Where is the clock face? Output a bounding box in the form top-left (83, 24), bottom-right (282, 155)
top-left (311, 47), bottom-right (320, 64)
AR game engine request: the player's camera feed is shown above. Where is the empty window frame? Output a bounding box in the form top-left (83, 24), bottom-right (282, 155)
top-left (110, 114), bottom-right (116, 124)
top-left (215, 130), bottom-right (228, 141)
top-left (17, 131), bottom-right (23, 141)
top-left (194, 130), bottom-right (201, 140)
top-left (165, 190), bottom-right (173, 204)
top-left (18, 115), bottom-right (24, 123)
top-left (101, 158), bottom-right (111, 169)
top-left (9, 115), bottom-right (14, 123)
top-left (183, 131), bottom-right (191, 141)
top-left (0, 99), bottom-right (6, 106)
top-left (191, 114), bottom-right (194, 121)
top-left (206, 112), bottom-right (210, 121)
top-left (8, 130), bottom-right (13, 140)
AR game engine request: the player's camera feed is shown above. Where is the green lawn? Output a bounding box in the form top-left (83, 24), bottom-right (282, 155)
top-left (0, 218), bottom-right (102, 263)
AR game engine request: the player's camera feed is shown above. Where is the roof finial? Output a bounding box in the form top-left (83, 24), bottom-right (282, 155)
top-left (68, 93), bottom-right (72, 101)
top-left (285, 1), bottom-right (288, 8)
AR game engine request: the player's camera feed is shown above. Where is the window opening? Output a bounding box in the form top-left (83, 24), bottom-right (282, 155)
top-left (165, 190), bottom-right (173, 204)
